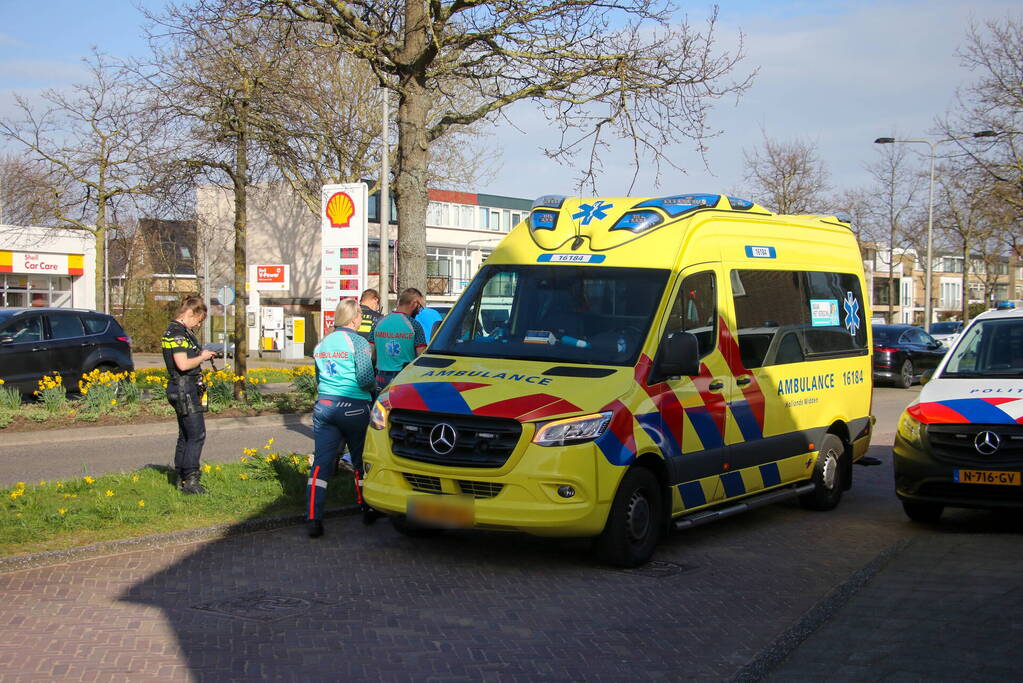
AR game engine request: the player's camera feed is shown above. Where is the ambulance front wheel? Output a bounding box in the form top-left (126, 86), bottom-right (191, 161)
top-left (799, 434), bottom-right (846, 511)
top-left (594, 467), bottom-right (664, 568)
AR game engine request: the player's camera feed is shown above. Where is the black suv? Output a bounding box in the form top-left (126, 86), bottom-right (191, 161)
top-left (0, 308), bottom-right (133, 395)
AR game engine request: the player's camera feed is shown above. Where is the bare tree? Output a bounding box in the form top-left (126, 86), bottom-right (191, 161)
top-left (141, 1), bottom-right (304, 390)
top-left (742, 131), bottom-right (831, 214)
top-left (934, 161), bottom-right (997, 324)
top-left (257, 0), bottom-right (752, 292)
top-left (0, 153), bottom-right (53, 227)
top-left (0, 53), bottom-right (173, 311)
top-left (945, 16), bottom-right (1023, 258)
top-left (266, 42), bottom-right (498, 216)
top-left (863, 142), bottom-right (924, 322)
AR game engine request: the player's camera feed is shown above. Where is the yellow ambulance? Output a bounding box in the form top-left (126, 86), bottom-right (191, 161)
top-left (363, 193), bottom-right (873, 566)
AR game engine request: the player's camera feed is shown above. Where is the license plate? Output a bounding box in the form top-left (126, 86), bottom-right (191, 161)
top-left (954, 469), bottom-right (1021, 486)
top-left (407, 495), bottom-right (474, 528)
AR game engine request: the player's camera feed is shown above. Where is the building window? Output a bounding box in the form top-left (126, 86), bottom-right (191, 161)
top-left (489, 209), bottom-right (501, 232)
top-left (478, 207), bottom-right (489, 230)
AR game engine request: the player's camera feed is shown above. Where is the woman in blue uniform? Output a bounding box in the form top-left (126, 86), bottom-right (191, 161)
top-left (306, 299), bottom-right (377, 537)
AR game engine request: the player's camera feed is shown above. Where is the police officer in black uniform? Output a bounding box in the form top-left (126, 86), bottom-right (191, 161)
top-left (162, 296), bottom-right (217, 494)
top-left (356, 288), bottom-right (383, 341)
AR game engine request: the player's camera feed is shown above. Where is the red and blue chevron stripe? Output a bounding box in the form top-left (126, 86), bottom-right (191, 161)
top-left (908, 397), bottom-right (1023, 425)
top-left (388, 382), bottom-right (582, 421)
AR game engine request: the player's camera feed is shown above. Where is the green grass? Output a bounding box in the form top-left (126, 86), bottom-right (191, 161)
top-left (0, 448), bottom-right (354, 558)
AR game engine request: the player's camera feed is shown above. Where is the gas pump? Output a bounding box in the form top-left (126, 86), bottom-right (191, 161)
top-left (284, 316), bottom-right (305, 360)
top-left (260, 306), bottom-right (285, 354)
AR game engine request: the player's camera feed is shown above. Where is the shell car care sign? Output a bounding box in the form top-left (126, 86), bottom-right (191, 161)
top-left (321, 183), bottom-right (368, 336)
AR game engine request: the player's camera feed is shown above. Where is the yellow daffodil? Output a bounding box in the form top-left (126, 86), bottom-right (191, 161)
top-left (240, 456), bottom-right (248, 463)
top-left (239, 473), bottom-right (249, 480)
top-left (202, 464), bottom-right (212, 473)
top-left (16, 482), bottom-right (25, 489)
top-left (83, 476), bottom-right (95, 485)
top-left (264, 438), bottom-right (275, 450)
top-left (130, 475), bottom-right (139, 483)
top-left (137, 500), bottom-right (145, 507)
top-left (215, 465), bottom-right (222, 471)
top-left (105, 490), bottom-right (114, 497)
top-left (55, 482), bottom-right (63, 489)
top-left (38, 480), bottom-right (46, 486)
top-left (58, 508), bottom-right (67, 515)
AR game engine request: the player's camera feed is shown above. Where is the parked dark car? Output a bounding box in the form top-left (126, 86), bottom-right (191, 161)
top-left (872, 324), bottom-right (946, 388)
top-left (928, 320), bottom-right (964, 347)
top-left (0, 308), bottom-right (133, 396)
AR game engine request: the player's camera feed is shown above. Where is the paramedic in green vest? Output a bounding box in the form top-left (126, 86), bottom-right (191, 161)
top-left (356, 288), bottom-right (382, 341)
top-left (307, 299), bottom-right (377, 538)
top-left (370, 287), bottom-right (428, 389)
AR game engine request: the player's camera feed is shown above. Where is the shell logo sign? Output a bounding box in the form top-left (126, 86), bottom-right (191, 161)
top-left (325, 192), bottom-right (355, 228)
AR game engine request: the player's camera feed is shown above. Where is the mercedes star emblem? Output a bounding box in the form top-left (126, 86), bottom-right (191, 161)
top-left (974, 430), bottom-right (1001, 456)
top-left (429, 423), bottom-right (457, 455)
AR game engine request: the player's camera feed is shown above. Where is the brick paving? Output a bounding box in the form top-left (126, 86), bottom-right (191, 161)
top-left (1, 447), bottom-right (915, 682)
top-left (763, 527), bottom-right (1023, 682)
top-left (1, 385), bottom-right (1018, 681)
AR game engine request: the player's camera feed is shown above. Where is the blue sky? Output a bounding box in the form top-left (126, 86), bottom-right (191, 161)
top-left (1, 0), bottom-right (1020, 202)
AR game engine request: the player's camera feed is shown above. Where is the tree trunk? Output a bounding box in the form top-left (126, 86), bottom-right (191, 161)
top-left (393, 0), bottom-right (430, 294)
top-left (232, 103), bottom-right (249, 398)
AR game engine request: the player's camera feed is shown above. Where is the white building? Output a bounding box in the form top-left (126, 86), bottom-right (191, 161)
top-left (0, 225), bottom-right (97, 310)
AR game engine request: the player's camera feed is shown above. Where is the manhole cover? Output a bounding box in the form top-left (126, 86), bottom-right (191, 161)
top-left (191, 589), bottom-right (331, 622)
top-left (619, 560), bottom-right (694, 578)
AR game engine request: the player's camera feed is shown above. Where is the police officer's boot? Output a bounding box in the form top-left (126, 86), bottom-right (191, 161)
top-left (181, 470), bottom-right (208, 495)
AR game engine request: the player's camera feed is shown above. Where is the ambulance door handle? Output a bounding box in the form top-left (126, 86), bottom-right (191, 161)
top-left (736, 377), bottom-right (752, 386)
top-left (708, 380), bottom-right (724, 391)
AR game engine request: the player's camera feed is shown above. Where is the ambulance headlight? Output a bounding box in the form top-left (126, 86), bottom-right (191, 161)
top-left (897, 410), bottom-right (922, 448)
top-left (370, 393), bottom-right (391, 430)
top-left (533, 411), bottom-right (612, 447)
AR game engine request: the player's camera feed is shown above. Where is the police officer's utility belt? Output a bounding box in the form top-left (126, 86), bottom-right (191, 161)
top-left (166, 374), bottom-right (208, 415)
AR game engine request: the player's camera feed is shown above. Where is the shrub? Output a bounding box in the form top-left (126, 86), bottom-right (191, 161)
top-left (291, 366), bottom-right (317, 399)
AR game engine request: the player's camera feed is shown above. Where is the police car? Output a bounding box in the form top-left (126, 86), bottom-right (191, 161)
top-left (893, 305), bottom-right (1023, 522)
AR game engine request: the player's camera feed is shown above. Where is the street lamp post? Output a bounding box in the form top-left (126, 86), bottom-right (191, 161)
top-left (874, 131), bottom-right (998, 327)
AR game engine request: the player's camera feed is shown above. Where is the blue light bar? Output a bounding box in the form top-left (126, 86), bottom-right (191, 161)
top-left (634, 194), bottom-right (720, 217)
top-left (727, 196), bottom-right (755, 210)
top-left (530, 209), bottom-right (559, 231)
top-left (610, 210), bottom-right (664, 234)
top-left (532, 195), bottom-right (567, 209)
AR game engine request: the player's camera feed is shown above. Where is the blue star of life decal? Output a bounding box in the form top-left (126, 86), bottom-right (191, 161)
top-left (386, 340), bottom-right (401, 357)
top-left (572, 200), bottom-right (614, 226)
top-left (324, 360), bottom-right (338, 376)
top-left (843, 291), bottom-right (860, 336)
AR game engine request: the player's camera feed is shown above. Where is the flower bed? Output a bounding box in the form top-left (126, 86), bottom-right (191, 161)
top-left (0, 366), bottom-right (319, 431)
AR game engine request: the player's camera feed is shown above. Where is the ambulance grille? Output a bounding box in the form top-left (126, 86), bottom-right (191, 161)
top-left (457, 480), bottom-right (504, 498)
top-left (389, 410), bottom-right (521, 468)
top-left (925, 424), bottom-right (1023, 468)
top-left (403, 473), bottom-right (443, 494)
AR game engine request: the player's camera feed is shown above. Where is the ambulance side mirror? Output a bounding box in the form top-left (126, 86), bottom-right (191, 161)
top-left (650, 331), bottom-right (701, 383)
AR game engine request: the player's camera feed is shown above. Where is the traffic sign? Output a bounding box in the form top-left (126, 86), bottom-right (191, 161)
top-left (216, 285), bottom-right (236, 306)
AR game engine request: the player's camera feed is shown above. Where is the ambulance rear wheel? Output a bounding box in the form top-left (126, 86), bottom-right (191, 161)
top-left (799, 434), bottom-right (845, 511)
top-left (594, 467), bottom-right (663, 568)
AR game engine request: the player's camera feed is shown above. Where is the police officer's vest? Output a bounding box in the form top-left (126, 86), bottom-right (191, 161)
top-left (357, 305), bottom-right (382, 341)
top-left (161, 320), bottom-right (201, 379)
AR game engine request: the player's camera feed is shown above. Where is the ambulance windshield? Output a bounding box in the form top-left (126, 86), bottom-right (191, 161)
top-left (430, 264), bottom-right (669, 365)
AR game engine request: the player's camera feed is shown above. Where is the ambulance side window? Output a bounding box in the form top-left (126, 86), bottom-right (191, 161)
top-left (664, 271), bottom-right (716, 358)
